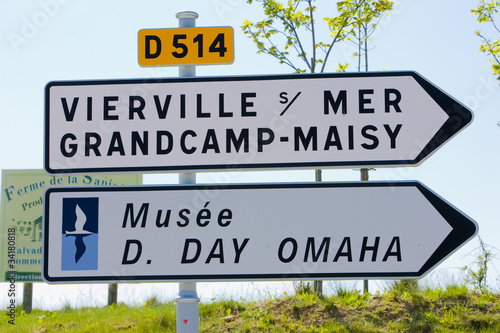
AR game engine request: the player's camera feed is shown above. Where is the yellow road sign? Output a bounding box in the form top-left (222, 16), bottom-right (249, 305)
top-left (138, 26), bottom-right (234, 66)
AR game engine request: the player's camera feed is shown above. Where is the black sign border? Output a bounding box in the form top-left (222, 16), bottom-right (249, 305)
top-left (42, 181), bottom-right (478, 283)
top-left (44, 71), bottom-right (473, 174)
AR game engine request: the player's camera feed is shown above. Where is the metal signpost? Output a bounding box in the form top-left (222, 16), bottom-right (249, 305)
top-left (42, 182), bottom-right (477, 282)
top-left (44, 71), bottom-right (473, 174)
top-left (175, 12), bottom-right (199, 332)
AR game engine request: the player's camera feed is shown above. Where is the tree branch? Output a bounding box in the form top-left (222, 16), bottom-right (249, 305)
top-left (276, 11), bottom-right (312, 71)
top-left (308, 0), bottom-right (317, 73)
top-left (321, 0), bottom-right (368, 73)
top-left (478, 32), bottom-right (500, 67)
top-left (488, 12), bottom-right (500, 34)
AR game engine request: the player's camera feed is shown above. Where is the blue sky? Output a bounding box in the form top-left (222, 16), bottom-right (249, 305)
top-left (1, 0), bottom-right (499, 309)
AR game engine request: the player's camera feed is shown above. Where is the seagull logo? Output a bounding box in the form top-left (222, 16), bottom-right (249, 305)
top-left (61, 197), bottom-right (99, 271)
top-left (65, 204), bottom-right (95, 263)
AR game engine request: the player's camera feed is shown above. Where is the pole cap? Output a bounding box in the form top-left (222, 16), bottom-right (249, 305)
top-left (176, 11), bottom-right (199, 20)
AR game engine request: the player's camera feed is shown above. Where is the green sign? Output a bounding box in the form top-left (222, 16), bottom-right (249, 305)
top-left (1, 170), bottom-right (142, 282)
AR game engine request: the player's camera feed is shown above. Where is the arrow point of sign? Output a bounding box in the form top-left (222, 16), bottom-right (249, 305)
top-left (183, 319), bottom-right (189, 325)
top-left (414, 182), bottom-right (478, 277)
top-left (409, 72), bottom-right (474, 165)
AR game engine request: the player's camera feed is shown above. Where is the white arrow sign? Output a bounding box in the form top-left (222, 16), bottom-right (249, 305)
top-left (42, 182), bottom-right (477, 283)
top-left (44, 71), bottom-right (473, 174)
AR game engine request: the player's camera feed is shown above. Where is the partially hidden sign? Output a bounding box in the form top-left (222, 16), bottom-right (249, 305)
top-left (138, 26), bottom-right (234, 66)
top-left (44, 72), bottom-right (473, 174)
top-left (0, 170), bottom-right (142, 282)
top-left (42, 182), bottom-right (478, 283)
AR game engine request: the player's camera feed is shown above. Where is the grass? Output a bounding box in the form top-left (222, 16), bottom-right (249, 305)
top-left (1, 285), bottom-right (500, 332)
